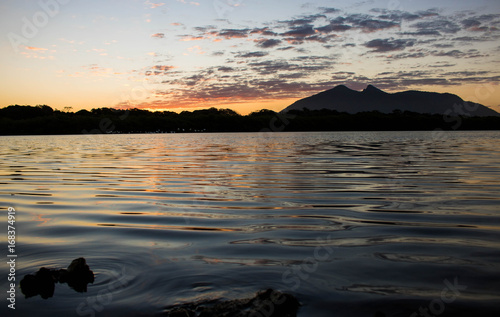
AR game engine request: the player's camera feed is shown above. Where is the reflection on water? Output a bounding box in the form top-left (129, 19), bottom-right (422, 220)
top-left (1, 131), bottom-right (500, 316)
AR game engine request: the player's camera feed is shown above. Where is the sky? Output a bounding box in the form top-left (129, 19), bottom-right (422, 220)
top-left (1, 0), bottom-right (500, 114)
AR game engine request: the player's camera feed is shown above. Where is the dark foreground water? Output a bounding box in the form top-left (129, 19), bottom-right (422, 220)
top-left (1, 131), bottom-right (500, 317)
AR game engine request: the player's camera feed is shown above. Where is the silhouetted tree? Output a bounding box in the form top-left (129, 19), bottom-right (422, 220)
top-left (1, 105), bottom-right (499, 135)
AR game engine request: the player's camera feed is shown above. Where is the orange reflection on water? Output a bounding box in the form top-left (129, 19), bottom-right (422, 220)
top-left (31, 213), bottom-right (52, 225)
top-left (96, 223), bottom-right (240, 232)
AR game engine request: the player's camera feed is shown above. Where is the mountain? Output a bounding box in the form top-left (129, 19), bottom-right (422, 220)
top-left (281, 85), bottom-right (500, 117)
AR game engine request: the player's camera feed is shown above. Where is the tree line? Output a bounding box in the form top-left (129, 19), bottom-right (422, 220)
top-left (0, 105), bottom-right (499, 135)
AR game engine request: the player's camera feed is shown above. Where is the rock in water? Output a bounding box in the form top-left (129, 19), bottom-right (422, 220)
top-left (59, 257), bottom-right (94, 292)
top-left (20, 257), bottom-right (94, 299)
top-left (20, 267), bottom-right (57, 299)
top-left (164, 289), bottom-right (300, 317)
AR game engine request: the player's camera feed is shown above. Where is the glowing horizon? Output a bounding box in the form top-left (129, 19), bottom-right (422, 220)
top-left (1, 0), bottom-right (500, 115)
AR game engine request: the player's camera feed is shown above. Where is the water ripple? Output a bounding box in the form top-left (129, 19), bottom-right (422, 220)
top-left (1, 131), bottom-right (500, 316)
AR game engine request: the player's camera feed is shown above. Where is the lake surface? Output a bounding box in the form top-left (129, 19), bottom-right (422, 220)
top-left (1, 131), bottom-right (500, 316)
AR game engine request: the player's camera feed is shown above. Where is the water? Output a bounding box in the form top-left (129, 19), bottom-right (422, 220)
top-left (1, 131), bottom-right (500, 316)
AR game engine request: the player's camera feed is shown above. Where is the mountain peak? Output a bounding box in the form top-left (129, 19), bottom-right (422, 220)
top-left (362, 85), bottom-right (385, 94)
top-left (331, 85), bottom-right (354, 92)
top-left (281, 84), bottom-right (500, 117)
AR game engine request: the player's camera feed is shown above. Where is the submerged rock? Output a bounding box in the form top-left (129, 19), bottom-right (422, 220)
top-left (20, 257), bottom-right (94, 299)
top-left (58, 257), bottom-right (95, 292)
top-left (19, 267), bottom-right (56, 299)
top-left (164, 289), bottom-right (300, 317)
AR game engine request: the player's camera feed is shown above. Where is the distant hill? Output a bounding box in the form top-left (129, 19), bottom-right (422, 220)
top-left (281, 85), bottom-right (500, 117)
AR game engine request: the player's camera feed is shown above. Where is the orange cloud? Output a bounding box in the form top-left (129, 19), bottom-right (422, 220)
top-left (151, 33), bottom-right (165, 38)
top-left (25, 46), bottom-right (48, 51)
top-left (19, 45), bottom-right (54, 59)
top-left (180, 36), bottom-right (204, 41)
top-left (146, 1), bottom-right (165, 9)
top-left (176, 0), bottom-right (200, 5)
top-left (145, 65), bottom-right (177, 76)
top-left (187, 45), bottom-right (206, 55)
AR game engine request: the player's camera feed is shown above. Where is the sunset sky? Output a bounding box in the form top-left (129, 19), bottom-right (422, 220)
top-left (1, 0), bottom-right (500, 114)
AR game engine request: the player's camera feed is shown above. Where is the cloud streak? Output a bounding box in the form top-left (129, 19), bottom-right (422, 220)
top-left (151, 33), bottom-right (165, 38)
top-left (364, 38), bottom-right (415, 52)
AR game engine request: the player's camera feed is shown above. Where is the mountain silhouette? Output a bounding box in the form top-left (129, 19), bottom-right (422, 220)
top-left (281, 85), bottom-right (500, 117)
